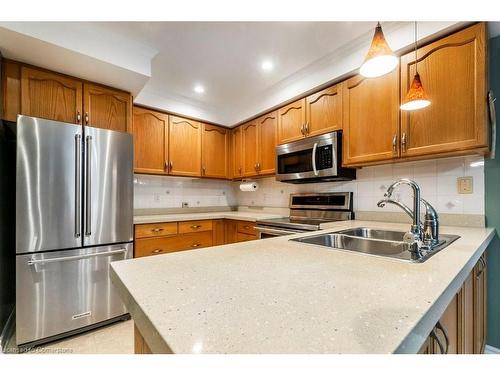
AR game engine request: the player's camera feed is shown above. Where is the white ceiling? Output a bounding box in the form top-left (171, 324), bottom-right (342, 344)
top-left (1, 21), bottom-right (481, 126)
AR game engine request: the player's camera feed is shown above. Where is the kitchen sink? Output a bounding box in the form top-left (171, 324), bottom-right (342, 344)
top-left (290, 227), bottom-right (460, 262)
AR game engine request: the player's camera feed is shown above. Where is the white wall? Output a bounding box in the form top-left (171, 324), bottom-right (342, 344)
top-left (134, 175), bottom-right (237, 209)
top-left (134, 155), bottom-right (485, 215)
top-left (236, 156), bottom-right (485, 215)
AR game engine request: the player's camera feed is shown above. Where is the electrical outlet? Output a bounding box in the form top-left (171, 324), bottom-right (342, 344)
top-left (182, 202), bottom-right (189, 208)
top-left (457, 176), bottom-right (473, 194)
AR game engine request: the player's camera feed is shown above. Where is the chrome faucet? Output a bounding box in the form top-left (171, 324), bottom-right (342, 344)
top-left (377, 179), bottom-right (440, 252)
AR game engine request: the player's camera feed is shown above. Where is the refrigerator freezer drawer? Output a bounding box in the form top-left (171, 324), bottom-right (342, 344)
top-left (16, 243), bottom-right (132, 345)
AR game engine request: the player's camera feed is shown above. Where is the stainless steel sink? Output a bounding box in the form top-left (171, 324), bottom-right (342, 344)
top-left (336, 227), bottom-right (408, 242)
top-left (290, 227), bottom-right (460, 262)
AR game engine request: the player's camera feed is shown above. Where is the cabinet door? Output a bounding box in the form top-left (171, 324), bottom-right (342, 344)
top-left (473, 254), bottom-right (487, 354)
top-left (21, 66), bottom-right (83, 124)
top-left (305, 84), bottom-right (342, 137)
top-left (400, 23), bottom-right (487, 158)
top-left (213, 219), bottom-right (225, 246)
top-left (2, 60), bottom-right (21, 121)
top-left (433, 293), bottom-right (460, 354)
top-left (224, 219), bottom-right (238, 244)
top-left (277, 98), bottom-right (306, 144)
top-left (242, 121), bottom-right (258, 177)
top-left (232, 126), bottom-right (243, 178)
top-left (202, 123), bottom-right (228, 178)
top-left (342, 70), bottom-right (400, 166)
top-left (83, 83), bottom-right (132, 132)
top-left (257, 111), bottom-right (277, 175)
top-left (132, 106), bottom-right (168, 175)
top-left (169, 115), bottom-right (202, 177)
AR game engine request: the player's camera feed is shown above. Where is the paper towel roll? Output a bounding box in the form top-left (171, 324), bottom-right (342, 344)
top-left (239, 182), bottom-right (259, 192)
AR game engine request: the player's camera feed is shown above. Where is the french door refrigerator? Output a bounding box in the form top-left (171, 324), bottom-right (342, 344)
top-left (15, 115), bottom-right (133, 346)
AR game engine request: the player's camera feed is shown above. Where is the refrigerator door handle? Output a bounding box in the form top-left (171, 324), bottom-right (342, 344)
top-left (27, 248), bottom-right (127, 266)
top-left (75, 134), bottom-right (81, 238)
top-left (85, 135), bottom-right (92, 236)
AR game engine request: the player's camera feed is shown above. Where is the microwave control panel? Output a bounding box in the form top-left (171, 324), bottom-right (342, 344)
top-left (316, 144), bottom-right (333, 170)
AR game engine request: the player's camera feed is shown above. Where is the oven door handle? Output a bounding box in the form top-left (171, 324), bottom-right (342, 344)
top-left (312, 142), bottom-right (318, 176)
top-left (254, 226), bottom-right (303, 236)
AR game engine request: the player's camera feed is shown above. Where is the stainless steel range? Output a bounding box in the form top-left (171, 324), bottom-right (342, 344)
top-left (255, 192), bottom-right (354, 238)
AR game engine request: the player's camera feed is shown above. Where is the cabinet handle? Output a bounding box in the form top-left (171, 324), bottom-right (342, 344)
top-left (76, 111), bottom-right (81, 124)
top-left (476, 256), bottom-right (487, 278)
top-left (191, 243), bottom-right (201, 248)
top-left (392, 134), bottom-right (398, 154)
top-left (305, 122), bottom-right (309, 135)
top-left (401, 133), bottom-right (407, 153)
top-left (254, 163), bottom-right (258, 172)
top-left (202, 167), bottom-right (206, 176)
top-left (190, 225), bottom-right (202, 229)
top-left (435, 321), bottom-right (449, 354)
top-left (165, 160), bottom-right (169, 172)
top-left (152, 249), bottom-right (164, 254)
top-left (84, 112), bottom-right (89, 125)
top-left (300, 123), bottom-right (305, 135)
top-left (243, 225), bottom-right (250, 229)
top-left (169, 161), bottom-right (173, 171)
top-left (238, 167), bottom-right (242, 176)
top-left (151, 228), bottom-right (164, 233)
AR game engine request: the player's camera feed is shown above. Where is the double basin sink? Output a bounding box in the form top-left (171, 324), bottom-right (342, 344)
top-left (291, 227), bottom-right (460, 263)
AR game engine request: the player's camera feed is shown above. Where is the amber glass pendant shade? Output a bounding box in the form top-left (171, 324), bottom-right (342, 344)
top-left (360, 22), bottom-right (398, 78)
top-left (400, 72), bottom-right (431, 111)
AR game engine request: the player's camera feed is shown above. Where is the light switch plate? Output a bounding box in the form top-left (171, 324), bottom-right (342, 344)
top-left (457, 176), bottom-right (473, 194)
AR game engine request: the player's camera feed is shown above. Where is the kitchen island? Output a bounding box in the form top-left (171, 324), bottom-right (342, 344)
top-left (110, 220), bottom-right (494, 354)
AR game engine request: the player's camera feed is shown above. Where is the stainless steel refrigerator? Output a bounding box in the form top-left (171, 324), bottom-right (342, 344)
top-left (15, 115), bottom-right (133, 346)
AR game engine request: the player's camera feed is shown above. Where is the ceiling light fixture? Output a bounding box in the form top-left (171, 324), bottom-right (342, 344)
top-left (193, 84), bottom-right (205, 94)
top-left (401, 22), bottom-right (431, 111)
top-left (261, 60), bottom-right (274, 71)
top-left (360, 22), bottom-right (398, 78)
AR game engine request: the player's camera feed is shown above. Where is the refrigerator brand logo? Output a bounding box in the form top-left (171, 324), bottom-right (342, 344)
top-left (72, 311), bottom-right (92, 320)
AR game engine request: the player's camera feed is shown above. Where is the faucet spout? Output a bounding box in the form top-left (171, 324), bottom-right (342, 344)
top-left (384, 178), bottom-right (421, 235)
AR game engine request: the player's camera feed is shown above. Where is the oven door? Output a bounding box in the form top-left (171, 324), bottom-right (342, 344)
top-left (254, 226), bottom-right (305, 239)
top-left (276, 132), bottom-right (338, 181)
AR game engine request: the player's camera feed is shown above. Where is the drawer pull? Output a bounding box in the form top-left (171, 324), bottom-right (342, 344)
top-left (151, 228), bottom-right (164, 233)
top-left (190, 225), bottom-right (202, 229)
top-left (152, 249), bottom-right (164, 254)
top-left (191, 243), bottom-right (201, 248)
top-left (243, 225), bottom-right (251, 229)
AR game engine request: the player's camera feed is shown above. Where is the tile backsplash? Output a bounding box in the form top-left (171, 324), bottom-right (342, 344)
top-left (134, 155), bottom-right (485, 215)
top-left (134, 175), bottom-right (237, 209)
top-left (235, 156), bottom-right (485, 215)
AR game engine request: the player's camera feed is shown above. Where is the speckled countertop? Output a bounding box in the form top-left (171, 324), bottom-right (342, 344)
top-left (110, 220), bottom-right (494, 354)
top-left (134, 211), bottom-right (285, 224)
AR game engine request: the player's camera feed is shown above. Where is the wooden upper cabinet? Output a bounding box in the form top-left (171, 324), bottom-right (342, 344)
top-left (305, 84), bottom-right (343, 137)
top-left (83, 83), bottom-right (132, 132)
top-left (400, 23), bottom-right (487, 158)
top-left (242, 121), bottom-right (259, 177)
top-left (277, 98), bottom-right (306, 144)
top-left (232, 126), bottom-right (243, 178)
top-left (169, 115), bottom-right (201, 177)
top-left (20, 66), bottom-right (83, 124)
top-left (202, 123), bottom-right (228, 179)
top-left (342, 69), bottom-right (400, 166)
top-left (132, 106), bottom-right (168, 175)
top-left (2, 60), bottom-right (21, 122)
top-left (257, 111), bottom-right (277, 175)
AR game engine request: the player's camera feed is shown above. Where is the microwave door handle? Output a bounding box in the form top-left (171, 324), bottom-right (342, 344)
top-left (312, 142), bottom-right (319, 176)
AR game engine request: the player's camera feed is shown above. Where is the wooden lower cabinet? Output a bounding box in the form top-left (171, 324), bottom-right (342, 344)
top-left (419, 255), bottom-right (487, 354)
top-left (134, 324), bottom-right (152, 354)
top-left (134, 219), bottom-right (257, 257)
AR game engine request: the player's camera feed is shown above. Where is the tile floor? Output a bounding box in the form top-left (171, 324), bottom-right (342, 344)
top-left (24, 319), bottom-right (134, 354)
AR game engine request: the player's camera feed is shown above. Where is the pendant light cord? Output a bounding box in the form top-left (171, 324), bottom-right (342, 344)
top-left (414, 21), bottom-right (418, 74)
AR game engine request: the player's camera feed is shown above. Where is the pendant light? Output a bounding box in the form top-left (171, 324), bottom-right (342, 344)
top-left (401, 22), bottom-right (431, 111)
top-left (360, 22), bottom-right (398, 78)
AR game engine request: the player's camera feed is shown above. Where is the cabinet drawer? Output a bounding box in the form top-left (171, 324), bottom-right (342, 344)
top-left (135, 232), bottom-right (213, 258)
top-left (178, 220), bottom-right (213, 234)
top-left (236, 232), bottom-right (257, 242)
top-left (135, 222), bottom-right (178, 239)
top-left (237, 221), bottom-right (256, 236)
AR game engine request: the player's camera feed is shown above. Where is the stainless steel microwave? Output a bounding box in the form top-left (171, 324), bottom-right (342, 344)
top-left (275, 131), bottom-right (356, 183)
